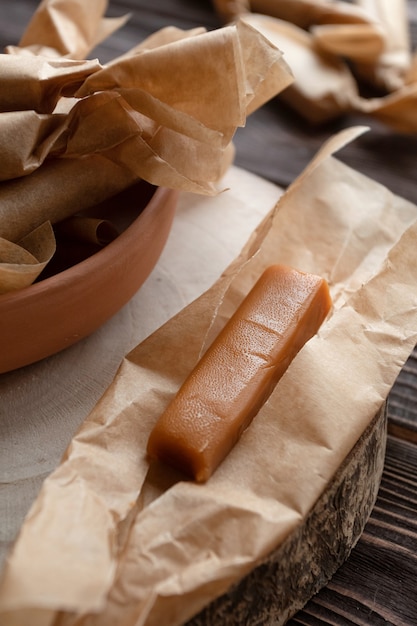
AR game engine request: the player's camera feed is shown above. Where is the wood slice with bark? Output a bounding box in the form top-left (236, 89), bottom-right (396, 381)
top-left (187, 404), bottom-right (387, 625)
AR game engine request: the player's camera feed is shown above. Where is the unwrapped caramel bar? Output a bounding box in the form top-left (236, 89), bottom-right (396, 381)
top-left (147, 264), bottom-right (332, 481)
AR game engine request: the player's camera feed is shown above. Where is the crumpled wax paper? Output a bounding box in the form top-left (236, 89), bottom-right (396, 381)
top-left (1, 126), bottom-right (417, 626)
top-left (0, 0), bottom-right (293, 292)
top-left (213, 0), bottom-right (417, 129)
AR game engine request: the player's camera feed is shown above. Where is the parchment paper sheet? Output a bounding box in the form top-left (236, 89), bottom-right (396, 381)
top-left (1, 126), bottom-right (417, 625)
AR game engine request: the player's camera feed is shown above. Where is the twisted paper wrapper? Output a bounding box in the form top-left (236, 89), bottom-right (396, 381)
top-left (214, 0), bottom-right (417, 127)
top-left (0, 0), bottom-right (293, 292)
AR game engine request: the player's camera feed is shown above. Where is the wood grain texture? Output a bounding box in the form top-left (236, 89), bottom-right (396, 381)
top-left (1, 1), bottom-right (417, 624)
top-left (288, 435), bottom-right (417, 625)
top-left (389, 352), bottom-right (417, 444)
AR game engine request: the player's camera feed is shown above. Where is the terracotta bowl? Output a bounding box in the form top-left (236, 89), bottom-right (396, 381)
top-left (0, 181), bottom-right (179, 374)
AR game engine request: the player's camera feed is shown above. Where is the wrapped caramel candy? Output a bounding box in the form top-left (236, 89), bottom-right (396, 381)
top-left (0, 1), bottom-right (293, 292)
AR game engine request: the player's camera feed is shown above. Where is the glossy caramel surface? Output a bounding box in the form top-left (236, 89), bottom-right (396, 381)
top-left (147, 264), bottom-right (331, 481)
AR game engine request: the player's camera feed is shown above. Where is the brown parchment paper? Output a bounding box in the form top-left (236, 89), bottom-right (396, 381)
top-left (1, 20), bottom-right (291, 186)
top-left (215, 0), bottom-right (417, 130)
top-left (0, 222), bottom-right (55, 294)
top-left (0, 12), bottom-right (292, 295)
top-left (5, 0), bottom-right (129, 59)
top-left (1, 126), bottom-right (417, 625)
top-left (353, 0), bottom-right (412, 90)
top-left (54, 216), bottom-right (119, 246)
top-left (0, 54), bottom-right (102, 113)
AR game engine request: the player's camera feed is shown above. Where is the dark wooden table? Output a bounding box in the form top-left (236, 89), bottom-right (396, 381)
top-left (1, 1), bottom-right (417, 624)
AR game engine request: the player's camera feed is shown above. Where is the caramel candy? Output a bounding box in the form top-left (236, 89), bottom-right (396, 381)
top-left (147, 264), bottom-right (332, 482)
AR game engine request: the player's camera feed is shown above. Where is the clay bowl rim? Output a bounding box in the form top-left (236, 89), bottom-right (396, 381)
top-left (0, 184), bottom-right (173, 304)
top-left (0, 183), bottom-right (179, 373)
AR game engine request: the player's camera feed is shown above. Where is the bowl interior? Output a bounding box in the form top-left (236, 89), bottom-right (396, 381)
top-left (0, 180), bottom-right (178, 373)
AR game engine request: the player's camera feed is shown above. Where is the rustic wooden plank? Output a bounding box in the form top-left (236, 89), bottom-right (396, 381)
top-left (289, 434), bottom-right (417, 625)
top-left (234, 105), bottom-right (417, 206)
top-left (388, 353), bottom-right (417, 443)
